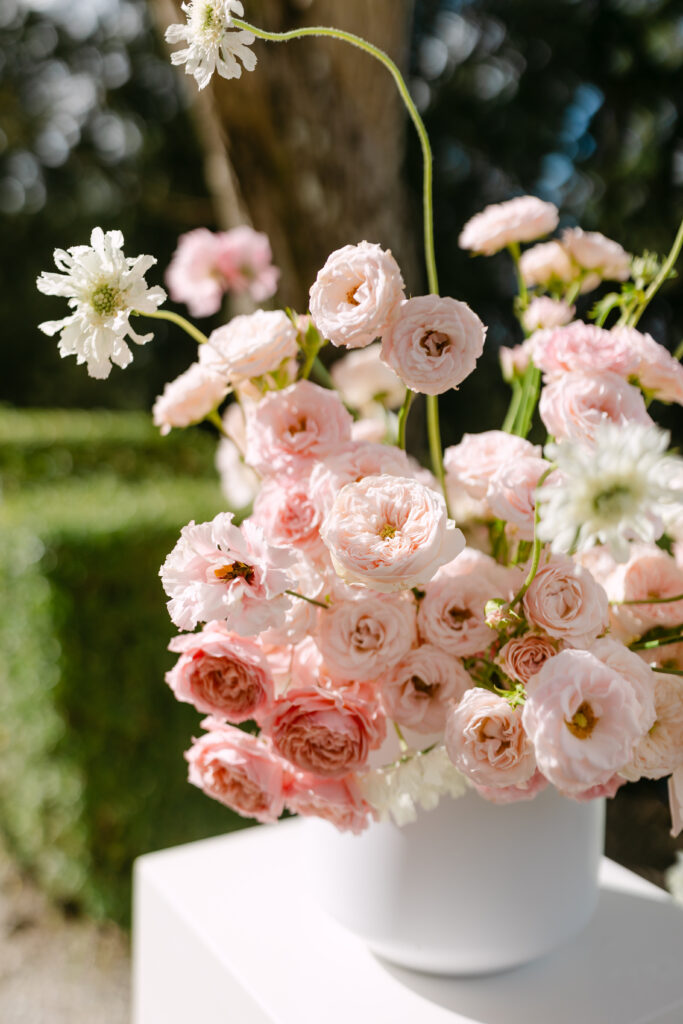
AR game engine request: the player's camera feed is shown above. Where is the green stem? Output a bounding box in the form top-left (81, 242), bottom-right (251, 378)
top-left (630, 634), bottom-right (683, 651)
top-left (653, 667), bottom-right (683, 676)
top-left (206, 409), bottom-right (228, 436)
top-left (284, 589), bottom-right (329, 609)
top-left (673, 338), bottom-right (683, 362)
top-left (397, 389), bottom-right (415, 450)
top-left (502, 377), bottom-right (523, 433)
top-left (310, 355), bottom-right (335, 389)
top-left (512, 362), bottom-right (541, 438)
top-left (508, 242), bottom-right (528, 313)
top-left (629, 214), bottom-right (683, 327)
top-left (135, 308), bottom-right (209, 345)
top-left (427, 394), bottom-right (451, 517)
top-left (509, 467), bottom-right (553, 608)
top-left (611, 593), bottom-right (683, 606)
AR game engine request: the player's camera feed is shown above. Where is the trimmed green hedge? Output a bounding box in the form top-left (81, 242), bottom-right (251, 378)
top-left (0, 472), bottom-right (250, 924)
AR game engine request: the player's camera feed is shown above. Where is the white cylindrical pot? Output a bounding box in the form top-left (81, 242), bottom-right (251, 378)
top-left (305, 785), bottom-right (604, 975)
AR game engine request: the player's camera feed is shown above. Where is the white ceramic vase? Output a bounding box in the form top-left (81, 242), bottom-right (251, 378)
top-left (305, 785), bottom-right (605, 975)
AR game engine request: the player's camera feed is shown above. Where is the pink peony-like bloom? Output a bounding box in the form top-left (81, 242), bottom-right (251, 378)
top-left (244, 380), bottom-right (353, 475)
top-left (186, 725), bottom-right (288, 823)
top-left (562, 227), bottom-right (631, 282)
top-left (320, 474), bottom-right (465, 593)
top-left (612, 327), bottom-right (683, 406)
top-left (590, 636), bottom-right (657, 733)
top-left (166, 621), bottom-right (274, 722)
top-left (380, 295), bottom-right (486, 395)
top-left (458, 196), bottom-right (559, 255)
top-left (519, 241), bottom-right (576, 289)
top-left (621, 672), bottom-right (683, 781)
top-left (285, 772), bottom-right (375, 834)
top-left (523, 555), bottom-right (609, 649)
top-left (473, 768), bottom-right (549, 804)
top-left (309, 241), bottom-right (405, 349)
top-left (522, 297), bottom-right (575, 332)
top-left (498, 634), bottom-right (559, 686)
top-left (539, 371), bottom-right (653, 444)
top-left (417, 570), bottom-right (502, 658)
top-left (251, 472), bottom-right (326, 559)
top-left (381, 644), bottom-right (473, 734)
top-left (308, 441), bottom-right (415, 518)
top-left (522, 648), bottom-right (646, 793)
top-left (532, 321), bottom-right (640, 380)
top-left (330, 342), bottom-right (406, 412)
top-left (487, 455), bottom-right (549, 540)
top-left (160, 512), bottom-right (296, 634)
top-left (445, 688), bottom-right (537, 788)
top-left (315, 593), bottom-right (417, 683)
top-left (152, 362), bottom-right (228, 435)
top-left (263, 686), bottom-right (385, 777)
top-left (165, 226), bottom-right (279, 317)
top-left (199, 310), bottom-right (298, 383)
top-left (444, 430), bottom-right (540, 500)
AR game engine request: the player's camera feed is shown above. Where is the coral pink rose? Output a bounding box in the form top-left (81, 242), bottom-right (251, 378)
top-left (285, 772), bottom-right (375, 834)
top-left (539, 371), bottom-right (652, 443)
top-left (186, 725), bottom-right (288, 823)
top-left (166, 621), bottom-right (274, 721)
top-left (498, 634), bottom-right (559, 686)
top-left (444, 431), bottom-right (540, 500)
top-left (473, 769), bottom-right (549, 804)
top-left (621, 672), bottom-right (683, 781)
top-left (445, 688), bottom-right (537, 787)
top-left (417, 570), bottom-right (501, 657)
top-left (487, 455), bottom-right (549, 539)
top-left (532, 322), bottom-right (640, 380)
top-left (519, 241), bottom-right (576, 288)
top-left (523, 555), bottom-right (609, 648)
top-left (613, 327), bottom-right (683, 406)
top-left (244, 380), bottom-right (352, 475)
top-left (380, 295), bottom-right (486, 395)
top-left (152, 362), bottom-right (228, 435)
top-left (320, 474), bottom-right (465, 593)
top-left (309, 241), bottom-right (405, 349)
top-left (562, 227), bottom-right (631, 282)
top-left (263, 687), bottom-right (385, 777)
top-left (458, 196), bottom-right (559, 255)
top-left (522, 297), bottom-right (575, 332)
top-left (200, 310), bottom-right (298, 383)
top-left (315, 593), bottom-right (417, 683)
top-left (330, 342), bottom-right (406, 412)
top-left (381, 644), bottom-right (473, 734)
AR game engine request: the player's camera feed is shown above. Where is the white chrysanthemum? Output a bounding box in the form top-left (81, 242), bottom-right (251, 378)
top-left (359, 745), bottom-right (468, 826)
top-left (37, 228), bottom-right (165, 379)
top-left (165, 1), bottom-right (256, 90)
top-left (538, 422), bottom-right (683, 561)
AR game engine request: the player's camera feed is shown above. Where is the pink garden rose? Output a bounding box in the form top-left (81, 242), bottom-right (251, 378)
top-left (444, 431), bottom-right (540, 500)
top-left (523, 555), bottom-right (609, 648)
top-left (539, 370), bottom-right (652, 443)
top-left (487, 455), bottom-right (549, 539)
top-left (263, 687), bottom-right (385, 777)
top-left (531, 321), bottom-right (639, 380)
top-left (381, 644), bottom-right (473, 734)
top-left (200, 309), bottom-right (298, 383)
top-left (320, 474), bottom-right (465, 592)
top-left (211, 225), bottom-right (281, 302)
top-left (380, 295), bottom-right (486, 395)
top-left (499, 340), bottom-right (533, 381)
top-left (445, 688), bottom-right (537, 788)
top-left (458, 196), bottom-right (559, 255)
top-left (612, 327), bottom-right (683, 406)
top-left (315, 593), bottom-right (417, 683)
top-left (309, 241), bottom-right (405, 349)
top-left (607, 545), bottom-right (683, 637)
top-left (186, 725), bottom-right (287, 823)
top-left (519, 241), bottom-right (575, 288)
top-left (160, 511), bottom-right (295, 634)
top-left (152, 362), bottom-right (228, 435)
top-left (621, 672), bottom-right (683, 781)
top-left (285, 772), bottom-right (375, 834)
top-left (417, 569), bottom-right (501, 658)
top-left (252, 472), bottom-right (326, 559)
top-left (562, 227), bottom-right (631, 283)
top-left (167, 621), bottom-right (274, 721)
top-left (590, 636), bottom-right (657, 733)
top-left (473, 769), bottom-right (548, 804)
top-left (498, 634), bottom-right (559, 685)
top-left (244, 380), bottom-right (353, 475)
top-left (308, 441), bottom-right (414, 518)
top-left (522, 297), bottom-right (574, 332)
top-left (330, 342), bottom-right (406, 412)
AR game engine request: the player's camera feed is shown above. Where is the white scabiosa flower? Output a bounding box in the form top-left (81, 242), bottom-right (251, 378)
top-left (538, 422), bottom-right (683, 561)
top-left (165, 1), bottom-right (256, 90)
top-left (37, 228), bottom-right (166, 379)
top-left (359, 745), bottom-right (468, 826)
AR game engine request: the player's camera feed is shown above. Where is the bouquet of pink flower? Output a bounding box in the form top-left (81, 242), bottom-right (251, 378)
top-left (35, 3), bottom-right (683, 839)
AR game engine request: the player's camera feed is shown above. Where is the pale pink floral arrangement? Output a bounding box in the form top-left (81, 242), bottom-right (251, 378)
top-left (35, 3), bottom-right (683, 837)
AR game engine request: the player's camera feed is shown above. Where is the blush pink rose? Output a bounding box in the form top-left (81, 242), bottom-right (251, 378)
top-left (166, 621), bottom-right (274, 722)
top-left (523, 555), bottom-right (609, 648)
top-left (330, 342), bottom-right (406, 412)
top-left (152, 362), bottom-right (229, 435)
top-left (186, 725), bottom-right (287, 823)
top-left (498, 634), bottom-right (559, 685)
top-left (320, 474), bottom-right (465, 593)
top-left (539, 370), bottom-right (652, 443)
top-left (499, 340), bottom-right (534, 381)
top-left (263, 687), bottom-right (386, 777)
top-left (381, 644), bottom-right (473, 734)
top-left (445, 688), bottom-right (537, 788)
top-left (607, 545), bottom-right (683, 637)
top-left (562, 227), bottom-right (631, 282)
top-left (589, 636), bottom-right (657, 733)
top-left (417, 571), bottom-right (500, 657)
top-left (612, 327), bottom-right (683, 406)
top-left (444, 431), bottom-right (540, 500)
top-left (568, 775), bottom-right (626, 801)
top-left (211, 224), bottom-right (280, 302)
top-left (519, 241), bottom-right (576, 288)
top-left (315, 593), bottom-right (417, 683)
top-left (252, 472), bottom-right (326, 558)
top-left (487, 455), bottom-right (549, 540)
top-left (621, 672), bottom-right (683, 781)
top-left (308, 441), bottom-right (415, 518)
top-left (309, 241), bottom-right (405, 349)
top-left (244, 380), bottom-right (353, 475)
top-left (531, 322), bottom-right (640, 380)
top-left (473, 769), bottom-right (549, 804)
top-left (200, 310), bottom-right (298, 383)
top-left (284, 772), bottom-right (375, 834)
top-left (258, 558), bottom-right (324, 646)
top-left (380, 295), bottom-right (486, 395)
top-left (522, 297), bottom-right (575, 332)
top-left (458, 196), bottom-right (559, 255)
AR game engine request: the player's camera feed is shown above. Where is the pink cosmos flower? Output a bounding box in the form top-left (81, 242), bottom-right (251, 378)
top-left (380, 295), bottom-right (486, 395)
top-left (519, 241), bottom-right (576, 288)
top-left (621, 672), bottom-right (683, 781)
top-left (539, 371), bottom-right (653, 444)
top-left (160, 512), bottom-right (295, 634)
top-left (308, 441), bottom-right (415, 518)
top-left (562, 227), bottom-right (631, 283)
top-left (458, 196), bottom-right (559, 255)
top-left (285, 772), bottom-right (376, 834)
top-left (166, 622), bottom-right (274, 722)
top-left (473, 769), bottom-right (548, 804)
top-left (314, 593), bottom-right (417, 683)
top-left (199, 310), bottom-right (298, 383)
top-left (309, 241), bottom-right (405, 349)
top-left (186, 725), bottom-right (288, 823)
top-left (417, 570), bottom-right (501, 658)
top-left (522, 297), bottom-right (575, 332)
top-left (521, 648), bottom-right (646, 793)
top-left (330, 342), bottom-right (406, 412)
top-left (523, 555), bottom-right (609, 649)
top-left (487, 455), bottom-right (549, 540)
top-left (244, 380), bottom-right (353, 475)
top-left (612, 327), bottom-right (683, 406)
top-left (532, 321), bottom-right (640, 380)
top-left (445, 689), bottom-right (537, 788)
top-left (251, 472), bottom-right (326, 559)
top-left (263, 687), bottom-right (385, 777)
top-left (152, 362), bottom-right (228, 435)
top-left (444, 430), bottom-right (540, 501)
top-left (498, 634), bottom-right (559, 686)
top-left (320, 474), bottom-right (465, 593)
top-left (381, 644), bottom-right (473, 734)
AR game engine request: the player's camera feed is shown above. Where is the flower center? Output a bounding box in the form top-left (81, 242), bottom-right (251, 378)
top-left (420, 330), bottom-right (451, 357)
top-left (379, 523), bottom-right (397, 540)
top-left (565, 701), bottom-right (598, 739)
top-left (90, 283), bottom-right (121, 317)
top-left (214, 561), bottom-right (255, 584)
top-left (448, 605), bottom-right (469, 625)
top-left (592, 482), bottom-right (633, 519)
top-left (346, 284), bottom-right (361, 306)
top-left (411, 674), bottom-right (437, 697)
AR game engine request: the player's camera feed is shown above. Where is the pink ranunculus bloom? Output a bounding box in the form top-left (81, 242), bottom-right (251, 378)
top-left (330, 342), bottom-right (406, 412)
top-left (381, 644), bottom-right (473, 734)
top-left (284, 772), bottom-right (376, 834)
top-left (532, 321), bottom-right (640, 380)
top-left (309, 241), bottom-right (405, 349)
top-left (473, 768), bottom-right (549, 804)
top-left (487, 454), bottom-right (549, 540)
top-left (263, 687), bottom-right (386, 777)
top-left (244, 380), bottom-right (353, 475)
top-left (458, 196), bottom-right (559, 255)
top-left (523, 555), bottom-right (609, 648)
top-left (212, 225), bottom-right (280, 302)
top-left (522, 297), bottom-right (575, 333)
top-left (315, 593), bottom-right (417, 683)
top-left (152, 362), bottom-right (229, 436)
top-left (417, 570), bottom-right (501, 658)
top-left (621, 672), bottom-right (683, 781)
top-left (251, 472), bottom-right (326, 559)
top-left (519, 241), bottom-right (576, 288)
top-left (445, 688), bottom-right (537, 788)
top-left (160, 512), bottom-right (296, 634)
top-left (320, 474), bottom-right (465, 593)
top-left (521, 648), bottom-right (646, 793)
top-left (444, 431), bottom-right (540, 500)
top-left (498, 634), bottom-right (559, 686)
top-left (186, 725), bottom-right (288, 823)
top-left (612, 327), bottom-right (683, 406)
top-left (166, 622), bottom-right (274, 722)
top-left (607, 544), bottom-right (683, 637)
top-left (562, 227), bottom-right (631, 283)
top-left (380, 295), bottom-right (486, 395)
top-left (199, 309), bottom-right (298, 383)
top-left (308, 441), bottom-right (415, 518)
top-left (539, 370), bottom-right (653, 444)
